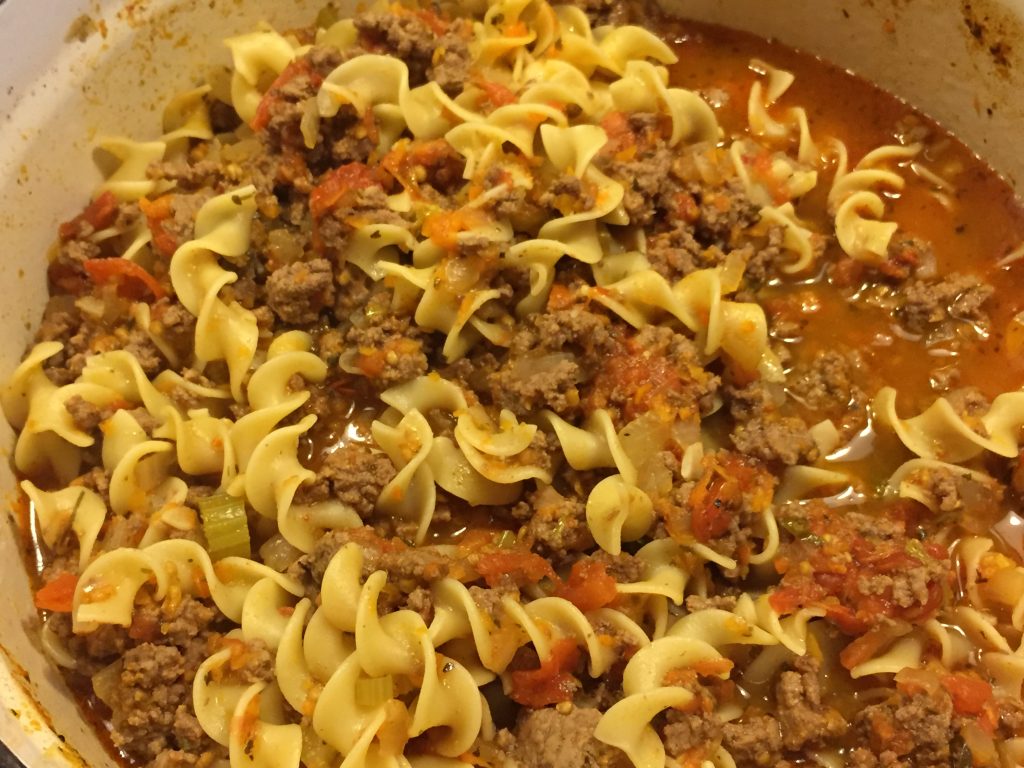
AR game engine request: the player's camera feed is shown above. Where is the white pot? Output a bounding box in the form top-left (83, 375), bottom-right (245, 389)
top-left (0, 0), bottom-right (1021, 764)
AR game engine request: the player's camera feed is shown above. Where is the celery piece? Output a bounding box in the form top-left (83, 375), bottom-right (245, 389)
top-left (354, 675), bottom-right (394, 708)
top-left (199, 492), bottom-right (251, 560)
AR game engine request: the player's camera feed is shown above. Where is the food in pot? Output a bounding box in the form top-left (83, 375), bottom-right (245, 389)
top-left (4, 1), bottom-right (1024, 766)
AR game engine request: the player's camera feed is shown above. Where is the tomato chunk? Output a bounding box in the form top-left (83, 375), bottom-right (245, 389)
top-left (83, 258), bottom-right (166, 302)
top-left (508, 638), bottom-right (580, 708)
top-left (476, 78), bottom-right (518, 110)
top-left (475, 550), bottom-right (556, 588)
top-left (308, 162), bottom-right (384, 252)
top-left (942, 674), bottom-right (993, 716)
top-left (555, 560), bottom-right (618, 612)
top-left (138, 195), bottom-right (179, 258)
top-left (251, 58), bottom-right (320, 132)
top-left (421, 207), bottom-right (490, 251)
top-left (34, 573), bottom-right (78, 613)
top-left (59, 190), bottom-right (119, 241)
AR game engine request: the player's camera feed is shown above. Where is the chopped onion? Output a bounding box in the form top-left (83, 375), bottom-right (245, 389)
top-left (300, 97), bottom-right (321, 150)
top-left (267, 227), bottom-right (305, 265)
top-left (258, 534), bottom-right (302, 572)
top-left (91, 659), bottom-right (123, 709)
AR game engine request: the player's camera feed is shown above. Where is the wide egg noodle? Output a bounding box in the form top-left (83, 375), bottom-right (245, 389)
top-left (873, 385), bottom-right (1024, 461)
top-left (828, 141), bottom-right (921, 263)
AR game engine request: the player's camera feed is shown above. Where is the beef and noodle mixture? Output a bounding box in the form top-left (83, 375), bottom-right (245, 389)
top-left (6, 1), bottom-right (1024, 767)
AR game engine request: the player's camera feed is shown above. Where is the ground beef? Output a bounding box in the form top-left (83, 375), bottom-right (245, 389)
top-left (35, 296), bottom-right (163, 384)
top-left (588, 325), bottom-right (720, 422)
top-left (722, 715), bottom-right (783, 767)
top-left (295, 441), bottom-right (396, 519)
top-left (108, 645), bottom-right (200, 764)
top-left (538, 173), bottom-right (596, 214)
top-left (428, 21), bottom-right (473, 95)
top-left (488, 352), bottom-right (582, 418)
top-left (730, 414), bottom-right (819, 466)
top-left (645, 223), bottom-right (709, 280)
top-left (159, 192), bottom-right (211, 252)
top-left (266, 258), bottom-right (336, 325)
top-left (662, 711), bottom-right (723, 757)
top-left (34, 295), bottom-right (80, 351)
top-left (787, 349), bottom-right (868, 420)
top-left (256, 46), bottom-right (345, 153)
top-left (150, 299), bottom-right (197, 363)
top-left (290, 527), bottom-right (454, 589)
top-left (319, 186), bottom-right (412, 257)
top-left (502, 304), bottom-right (617, 390)
top-left (945, 386), bottom-right (991, 419)
top-left (602, 141), bottom-right (675, 227)
top-left (881, 234), bottom-right (934, 281)
top-left (896, 272), bottom-right (994, 334)
top-left (694, 178), bottom-right (761, 246)
top-left (853, 691), bottom-right (954, 767)
top-left (147, 155), bottom-right (226, 193)
top-left (588, 550), bottom-right (645, 583)
top-left (65, 395), bottom-right (110, 432)
top-left (856, 552), bottom-right (950, 610)
top-left (775, 655), bottom-right (848, 750)
top-left (354, 11), bottom-right (437, 85)
top-left (906, 463), bottom-right (1003, 515)
top-left (503, 706), bottom-right (629, 768)
top-left (130, 596), bottom-right (219, 654)
top-left (517, 484), bottom-right (594, 558)
top-left (344, 313), bottom-right (429, 389)
top-left (684, 594), bottom-right (739, 613)
top-left (405, 586), bottom-right (434, 623)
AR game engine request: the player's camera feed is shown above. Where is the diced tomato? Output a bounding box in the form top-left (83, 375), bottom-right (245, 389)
top-left (546, 284), bottom-right (574, 311)
top-left (687, 453), bottom-right (773, 544)
top-left (840, 626), bottom-right (897, 670)
top-left (771, 501), bottom-right (953, 636)
top-left (744, 150), bottom-right (788, 204)
top-left (421, 207), bottom-right (491, 251)
top-left (59, 190), bottom-right (119, 241)
top-left (587, 336), bottom-right (687, 421)
top-left (476, 78), bottom-right (518, 110)
top-left (354, 337), bottom-right (423, 379)
top-left (475, 550), bottom-right (556, 588)
top-left (251, 58), bottom-right (320, 132)
top-left (689, 480), bottom-right (734, 542)
top-left (941, 674), bottom-right (993, 716)
top-left (413, 7), bottom-right (449, 35)
top-left (308, 162), bottom-right (383, 251)
top-left (673, 192), bottom-right (701, 224)
top-left (555, 560), bottom-right (618, 612)
top-left (128, 611), bottom-right (160, 642)
top-left (138, 195), bottom-right (178, 257)
top-left (599, 111), bottom-right (635, 158)
top-left (380, 138), bottom-right (465, 195)
top-left (310, 163), bottom-right (381, 219)
top-left (825, 603), bottom-right (871, 635)
top-left (768, 585), bottom-right (811, 616)
top-left (508, 638), bottom-right (580, 708)
top-left (83, 257), bottom-right (166, 302)
top-left (503, 20), bottom-right (528, 36)
top-left (830, 256), bottom-right (867, 288)
top-left (34, 573), bottom-right (78, 613)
